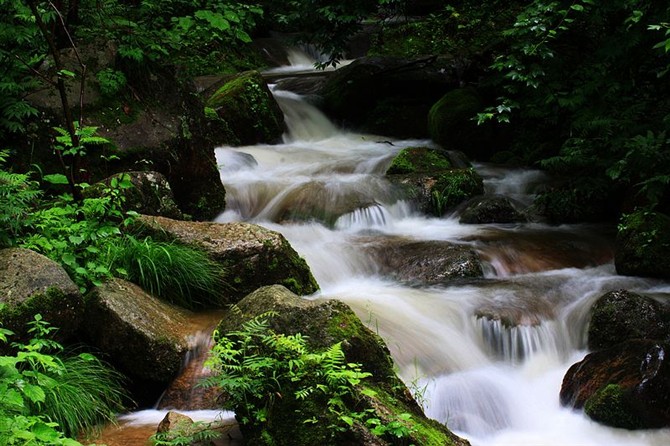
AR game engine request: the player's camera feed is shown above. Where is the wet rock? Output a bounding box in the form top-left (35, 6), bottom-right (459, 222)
top-left (83, 278), bottom-right (191, 386)
top-left (458, 195), bottom-right (528, 224)
top-left (388, 168), bottom-right (484, 216)
top-left (588, 289), bottom-right (670, 350)
top-left (319, 56), bottom-right (457, 138)
top-left (137, 215), bottom-right (319, 302)
top-left (0, 248), bottom-right (84, 345)
top-left (615, 210), bottom-right (670, 279)
top-left (217, 285), bottom-right (469, 446)
top-left (560, 340), bottom-right (670, 429)
top-left (84, 171), bottom-right (183, 219)
top-left (156, 411), bottom-right (238, 444)
top-left (206, 70), bottom-right (285, 145)
top-left (276, 180), bottom-right (379, 226)
top-left (362, 236), bottom-right (483, 285)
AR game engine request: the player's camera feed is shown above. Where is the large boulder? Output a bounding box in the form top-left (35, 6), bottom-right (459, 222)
top-left (560, 340), bottom-right (670, 429)
top-left (458, 195), bottom-right (528, 224)
top-left (84, 171), bottom-right (183, 219)
top-left (615, 211), bottom-right (670, 279)
top-left (428, 87), bottom-right (500, 161)
top-left (0, 248), bottom-right (84, 345)
top-left (22, 58), bottom-right (227, 221)
top-left (319, 56), bottom-right (457, 138)
top-left (385, 146), bottom-right (454, 175)
top-left (216, 285), bottom-right (469, 446)
top-left (83, 278), bottom-right (193, 399)
top-left (137, 215), bottom-right (319, 302)
top-left (206, 70), bottom-right (285, 145)
top-left (361, 236), bottom-right (484, 285)
top-left (588, 289), bottom-right (670, 351)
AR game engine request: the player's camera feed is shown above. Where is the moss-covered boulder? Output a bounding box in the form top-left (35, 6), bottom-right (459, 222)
top-left (83, 278), bottom-right (192, 398)
top-left (428, 87), bottom-right (497, 160)
top-left (560, 340), bottom-right (670, 429)
top-left (319, 56), bottom-right (456, 138)
top-left (85, 171), bottom-right (183, 219)
top-left (615, 211), bottom-right (670, 279)
top-left (216, 285), bottom-right (469, 446)
top-left (206, 71), bottom-right (285, 145)
top-left (0, 248), bottom-right (84, 345)
top-left (361, 236), bottom-right (483, 285)
top-left (388, 168), bottom-right (484, 216)
top-left (588, 289), bottom-right (670, 351)
top-left (137, 215), bottom-right (319, 302)
top-left (458, 195), bottom-right (528, 224)
top-left (385, 146), bottom-right (453, 175)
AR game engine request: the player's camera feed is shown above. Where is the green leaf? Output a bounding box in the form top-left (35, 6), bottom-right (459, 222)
top-left (42, 174), bottom-right (69, 185)
top-left (23, 383), bottom-right (46, 403)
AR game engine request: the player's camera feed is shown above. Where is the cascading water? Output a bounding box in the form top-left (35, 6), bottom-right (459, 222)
top-left (214, 87), bottom-right (670, 445)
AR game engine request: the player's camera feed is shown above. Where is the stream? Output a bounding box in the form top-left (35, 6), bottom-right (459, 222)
top-left (100, 63), bottom-right (670, 445)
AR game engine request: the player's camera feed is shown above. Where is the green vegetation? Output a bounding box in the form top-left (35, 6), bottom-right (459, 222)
top-left (104, 236), bottom-right (226, 309)
top-left (432, 168), bottom-right (485, 216)
top-left (202, 312), bottom-right (416, 445)
top-left (584, 384), bottom-right (641, 429)
top-left (386, 147), bottom-right (452, 175)
top-left (0, 314), bottom-right (126, 444)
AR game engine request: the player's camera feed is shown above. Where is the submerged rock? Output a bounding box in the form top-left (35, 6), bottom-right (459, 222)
top-left (216, 285), bottom-right (469, 446)
top-left (137, 215), bottom-right (319, 302)
top-left (361, 236), bottom-right (484, 285)
top-left (0, 248), bottom-right (84, 346)
top-left (588, 289), bottom-right (670, 351)
top-left (560, 340), bottom-right (670, 429)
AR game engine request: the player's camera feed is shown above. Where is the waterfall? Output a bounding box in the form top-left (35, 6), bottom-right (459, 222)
top-left (212, 90), bottom-right (670, 445)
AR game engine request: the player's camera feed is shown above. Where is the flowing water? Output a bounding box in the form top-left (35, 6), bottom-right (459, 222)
top-left (211, 87), bottom-right (670, 446)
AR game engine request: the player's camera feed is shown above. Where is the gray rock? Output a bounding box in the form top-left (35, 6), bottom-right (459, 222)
top-left (83, 278), bottom-right (191, 384)
top-left (362, 236), bottom-right (484, 285)
top-left (0, 248), bottom-right (83, 344)
top-left (458, 195), bottom-right (528, 224)
top-left (137, 215), bottom-right (319, 302)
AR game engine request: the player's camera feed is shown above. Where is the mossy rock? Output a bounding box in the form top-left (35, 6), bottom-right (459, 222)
top-left (206, 71), bottom-right (285, 145)
top-left (0, 248), bottom-right (84, 347)
top-left (615, 210), bottom-right (670, 279)
top-left (560, 340), bottom-right (670, 429)
top-left (428, 87), bottom-right (494, 160)
top-left (387, 168), bottom-right (484, 216)
top-left (216, 285), bottom-right (470, 446)
top-left (584, 384), bottom-right (643, 430)
top-left (385, 146), bottom-right (452, 175)
top-left (588, 289), bottom-right (670, 351)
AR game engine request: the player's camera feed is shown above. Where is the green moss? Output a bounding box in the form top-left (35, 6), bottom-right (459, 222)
top-left (387, 146), bottom-right (452, 175)
top-left (584, 384), bottom-right (642, 429)
top-left (431, 168), bottom-right (484, 215)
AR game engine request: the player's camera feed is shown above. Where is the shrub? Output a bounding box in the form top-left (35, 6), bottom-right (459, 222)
top-left (0, 314), bottom-right (127, 444)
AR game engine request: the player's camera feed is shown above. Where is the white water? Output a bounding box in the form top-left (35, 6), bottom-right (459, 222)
top-left (214, 91), bottom-right (670, 445)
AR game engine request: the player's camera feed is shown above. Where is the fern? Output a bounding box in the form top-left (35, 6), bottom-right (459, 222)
top-left (0, 150), bottom-right (41, 247)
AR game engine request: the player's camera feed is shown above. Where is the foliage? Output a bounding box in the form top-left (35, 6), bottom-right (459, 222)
top-left (95, 68), bottom-right (127, 98)
top-left (202, 312), bottom-right (415, 443)
top-left (0, 314), bottom-right (127, 444)
top-left (19, 174), bottom-right (136, 292)
top-left (103, 235), bottom-right (226, 309)
top-left (0, 150), bottom-right (42, 247)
